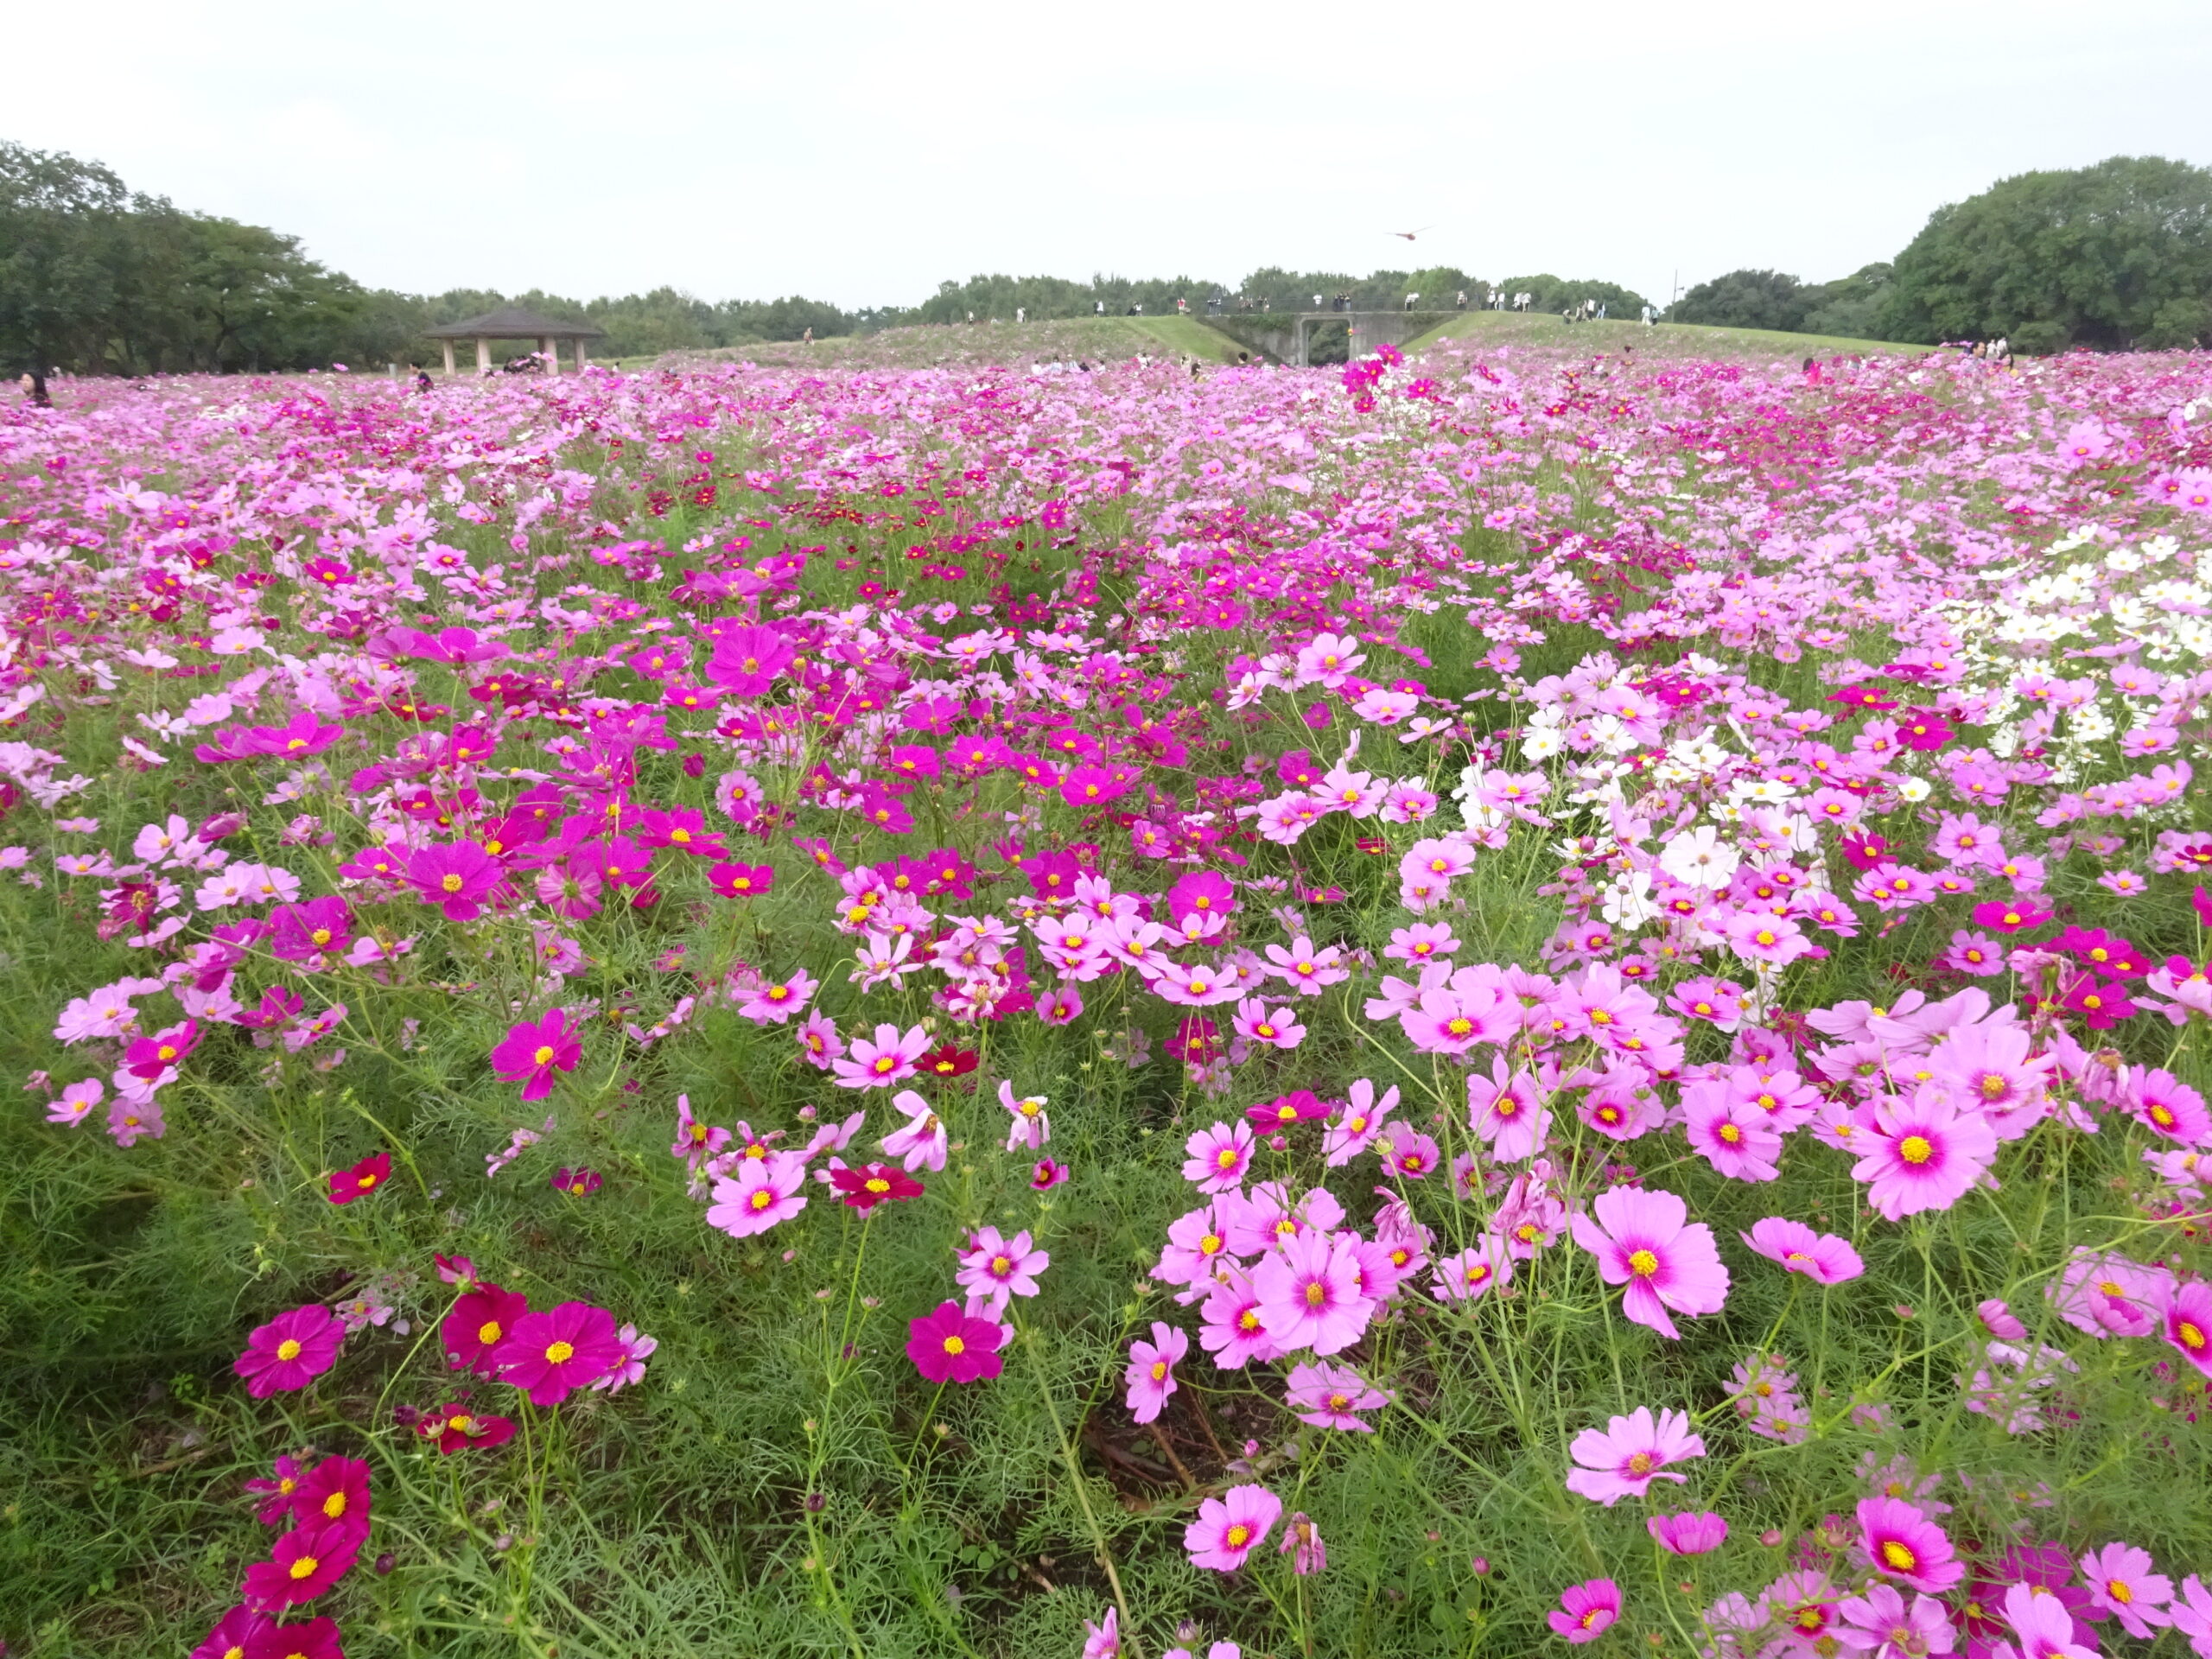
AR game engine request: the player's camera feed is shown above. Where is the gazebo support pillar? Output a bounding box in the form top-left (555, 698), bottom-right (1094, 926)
top-left (441, 340), bottom-right (456, 377)
top-left (475, 338), bottom-right (492, 374)
top-left (575, 339), bottom-right (590, 371)
top-left (540, 334), bottom-right (556, 373)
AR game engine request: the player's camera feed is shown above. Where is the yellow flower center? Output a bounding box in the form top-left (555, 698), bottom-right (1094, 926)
top-left (276, 1338), bottom-right (303, 1361)
top-left (943, 1336), bottom-right (966, 1356)
top-left (532, 1045), bottom-right (555, 1065)
top-left (479, 1319), bottom-right (502, 1344)
top-left (289, 1555), bottom-right (320, 1580)
top-left (1150, 1361), bottom-right (1167, 1381)
top-left (322, 1492), bottom-right (347, 1518)
top-left (1898, 1135), bottom-right (1935, 1166)
top-left (440, 873), bottom-right (464, 893)
top-left (1226, 1524), bottom-right (1252, 1548)
top-left (1881, 1541), bottom-right (1916, 1573)
top-left (544, 1340), bottom-right (575, 1363)
top-left (1628, 1249), bottom-right (1660, 1277)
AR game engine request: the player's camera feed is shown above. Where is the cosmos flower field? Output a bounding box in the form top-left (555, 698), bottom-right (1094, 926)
top-left (3, 334), bottom-right (2211, 1659)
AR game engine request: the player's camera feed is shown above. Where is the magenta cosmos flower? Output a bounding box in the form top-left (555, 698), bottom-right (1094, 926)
top-left (1569, 1185), bottom-right (1729, 1339)
top-left (1565, 1406), bottom-right (1706, 1505)
top-left (240, 1520), bottom-right (362, 1609)
top-left (242, 1615), bottom-right (343, 1659)
top-left (906, 1300), bottom-right (1006, 1383)
top-left (404, 841), bottom-right (504, 921)
top-left (705, 1154), bottom-right (808, 1237)
top-left (493, 1301), bottom-right (623, 1406)
top-left (232, 1304), bottom-right (343, 1398)
top-left (189, 1605), bottom-right (272, 1659)
top-left (443, 1282), bottom-right (530, 1376)
top-left (490, 1009), bottom-right (582, 1102)
top-left (1857, 1496), bottom-right (1963, 1592)
top-left (1741, 1217), bottom-right (1864, 1285)
top-left (289, 1454), bottom-right (370, 1533)
top-left (1548, 1579), bottom-right (1623, 1643)
top-left (327, 1151), bottom-right (390, 1205)
top-left (1124, 1320), bottom-right (1187, 1424)
top-left (1184, 1482), bottom-right (1281, 1572)
top-left (1850, 1087), bottom-right (1998, 1221)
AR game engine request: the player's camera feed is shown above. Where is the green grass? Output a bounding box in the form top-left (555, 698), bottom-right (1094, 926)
top-left (1404, 308), bottom-right (1931, 359)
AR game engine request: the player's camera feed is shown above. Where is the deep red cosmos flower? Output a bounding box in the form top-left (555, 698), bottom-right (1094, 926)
top-left (830, 1161), bottom-right (925, 1211)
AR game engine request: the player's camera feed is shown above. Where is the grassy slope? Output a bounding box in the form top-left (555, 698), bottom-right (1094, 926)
top-left (659, 316), bottom-right (1247, 374)
top-left (1403, 308), bottom-right (1930, 359)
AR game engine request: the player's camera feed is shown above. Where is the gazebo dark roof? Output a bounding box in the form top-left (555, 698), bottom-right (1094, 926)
top-left (425, 305), bottom-right (604, 340)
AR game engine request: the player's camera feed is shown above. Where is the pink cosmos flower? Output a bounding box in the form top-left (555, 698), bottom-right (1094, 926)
top-left (1548, 1579), bottom-right (1622, 1643)
top-left (1851, 1087), bottom-right (1999, 1220)
top-left (490, 1009), bottom-right (582, 1102)
top-left (738, 968), bottom-right (816, 1025)
top-left (2163, 1280), bottom-right (2212, 1376)
top-left (1741, 1217), bottom-right (1865, 1284)
top-left (1184, 1483), bottom-right (1281, 1572)
top-left (1684, 1082), bottom-right (1783, 1181)
top-left (1857, 1496), bottom-right (1963, 1592)
top-left (1123, 1321), bottom-right (1187, 1424)
top-left (706, 1152), bottom-right (810, 1236)
top-left (906, 1300), bottom-right (1006, 1383)
top-left (1646, 1511), bottom-right (1728, 1555)
top-left (1430, 1239), bottom-right (1514, 1303)
top-left (1834, 1584), bottom-right (1956, 1657)
top-left (1198, 1268), bottom-right (1281, 1369)
top-left (957, 1226), bottom-right (1049, 1315)
top-left (830, 1020), bottom-right (930, 1089)
top-left (2078, 1541), bottom-right (2172, 1639)
top-left (232, 1305), bottom-right (344, 1398)
top-left (2169, 1576), bottom-right (2212, 1656)
top-left (1182, 1120), bottom-right (1255, 1193)
top-left (1251, 1229), bottom-right (1371, 1356)
top-left (1565, 1406), bottom-right (1706, 1505)
top-left (327, 1151), bottom-right (391, 1205)
top-left (1569, 1185), bottom-right (1730, 1339)
top-left (1081, 1607), bottom-right (1121, 1659)
top-left (671, 1094), bottom-right (731, 1165)
top-left (796, 1011), bottom-right (843, 1068)
top-left (1322, 1077), bottom-right (1397, 1166)
top-left (493, 1301), bottom-right (624, 1406)
top-left (1998, 1579), bottom-right (2101, 1659)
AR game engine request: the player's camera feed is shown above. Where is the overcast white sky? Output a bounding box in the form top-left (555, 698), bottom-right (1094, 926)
top-left (12, 0), bottom-right (2210, 311)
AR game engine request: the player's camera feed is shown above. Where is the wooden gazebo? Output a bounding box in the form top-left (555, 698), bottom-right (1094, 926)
top-left (424, 306), bottom-right (605, 376)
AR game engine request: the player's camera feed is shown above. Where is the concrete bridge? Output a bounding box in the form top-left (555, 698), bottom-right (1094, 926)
top-left (1205, 311), bottom-right (1463, 366)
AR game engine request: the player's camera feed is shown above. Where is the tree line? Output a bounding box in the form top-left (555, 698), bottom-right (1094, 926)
top-left (1674, 156), bottom-right (2212, 350)
top-left (8, 140), bottom-right (2209, 375)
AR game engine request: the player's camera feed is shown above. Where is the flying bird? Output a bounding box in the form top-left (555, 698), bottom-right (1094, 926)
top-left (1389, 227), bottom-right (1433, 241)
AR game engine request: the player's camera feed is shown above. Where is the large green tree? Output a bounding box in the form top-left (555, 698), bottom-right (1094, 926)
top-left (1669, 269), bottom-right (1809, 332)
top-left (1877, 156), bottom-right (2212, 351)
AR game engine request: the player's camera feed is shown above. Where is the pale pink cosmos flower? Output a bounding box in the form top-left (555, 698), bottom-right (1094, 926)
top-left (1548, 1579), bottom-right (1622, 1643)
top-left (1977, 1297), bottom-right (2028, 1339)
top-left (880, 1089), bottom-right (948, 1173)
top-left (588, 1324), bottom-right (657, 1393)
top-left (795, 1011), bottom-right (843, 1070)
top-left (47, 1077), bottom-right (104, 1126)
top-left (1230, 998), bottom-right (1306, 1050)
top-left (1284, 1361), bottom-right (1389, 1430)
top-left (999, 1079), bottom-right (1050, 1150)
top-left (1430, 1238), bottom-right (1514, 1303)
top-left (1564, 1406), bottom-right (1706, 1505)
top-left (1321, 1078), bottom-right (1397, 1166)
top-left (1122, 1321), bottom-right (1186, 1424)
top-left (1569, 1185), bottom-right (1730, 1339)
top-left (1834, 1584), bottom-right (1957, 1657)
top-left (1264, 936), bottom-right (1349, 996)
